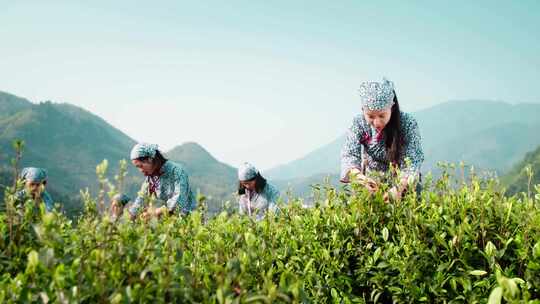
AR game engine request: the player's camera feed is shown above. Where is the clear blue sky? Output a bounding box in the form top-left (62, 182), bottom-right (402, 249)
top-left (1, 0), bottom-right (539, 170)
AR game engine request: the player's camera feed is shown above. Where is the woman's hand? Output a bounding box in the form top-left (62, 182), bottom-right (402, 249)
top-left (141, 210), bottom-right (152, 221)
top-left (154, 206), bottom-right (168, 218)
top-left (364, 178), bottom-right (379, 194)
top-left (349, 169), bottom-right (379, 194)
top-left (134, 207), bottom-right (169, 220)
top-left (383, 187), bottom-right (402, 203)
top-left (110, 202), bottom-right (122, 218)
top-left (349, 168), bottom-right (362, 178)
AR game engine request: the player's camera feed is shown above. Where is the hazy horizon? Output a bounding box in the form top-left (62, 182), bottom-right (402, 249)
top-left (1, 0), bottom-right (538, 169)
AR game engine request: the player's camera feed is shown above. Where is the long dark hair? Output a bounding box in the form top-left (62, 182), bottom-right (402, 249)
top-left (238, 173), bottom-right (267, 195)
top-left (136, 150), bottom-right (168, 173)
top-left (384, 91), bottom-right (403, 166)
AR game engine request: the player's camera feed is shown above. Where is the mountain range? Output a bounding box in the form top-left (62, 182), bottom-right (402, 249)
top-left (1, 91), bottom-right (538, 214)
top-left (502, 145), bottom-right (540, 196)
top-left (0, 91), bottom-right (237, 215)
top-left (266, 100), bottom-right (540, 182)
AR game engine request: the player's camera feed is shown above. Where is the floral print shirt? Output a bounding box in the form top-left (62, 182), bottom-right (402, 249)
top-left (238, 183), bottom-right (280, 221)
top-left (129, 161), bottom-right (196, 215)
top-left (340, 111), bottom-right (424, 182)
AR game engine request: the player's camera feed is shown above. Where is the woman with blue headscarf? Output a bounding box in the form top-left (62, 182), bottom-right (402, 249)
top-left (129, 143), bottom-right (196, 219)
top-left (237, 162), bottom-right (280, 220)
top-left (17, 167), bottom-right (54, 212)
top-left (341, 78), bottom-right (424, 201)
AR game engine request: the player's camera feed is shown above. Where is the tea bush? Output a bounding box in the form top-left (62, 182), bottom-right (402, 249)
top-left (1, 164), bottom-right (539, 303)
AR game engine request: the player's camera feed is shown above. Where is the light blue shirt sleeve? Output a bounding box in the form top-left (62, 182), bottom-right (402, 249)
top-left (265, 183), bottom-right (281, 214)
top-left (129, 181), bottom-right (147, 216)
top-left (399, 114), bottom-right (424, 179)
top-left (166, 167), bottom-right (196, 214)
top-left (41, 191), bottom-right (54, 212)
top-left (340, 116), bottom-right (366, 182)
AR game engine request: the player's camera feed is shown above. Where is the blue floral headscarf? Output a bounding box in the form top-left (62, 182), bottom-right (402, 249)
top-left (238, 162), bottom-right (259, 181)
top-left (358, 78), bottom-right (395, 111)
top-left (21, 167), bottom-right (47, 183)
top-left (130, 143), bottom-right (159, 160)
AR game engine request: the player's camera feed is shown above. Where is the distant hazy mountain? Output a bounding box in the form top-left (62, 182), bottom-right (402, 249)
top-left (0, 92), bottom-right (33, 117)
top-left (266, 135), bottom-right (345, 181)
top-left (272, 173), bottom-right (340, 202)
top-left (267, 100), bottom-right (540, 183)
top-left (2, 90), bottom-right (537, 212)
top-left (415, 100), bottom-right (540, 173)
top-left (502, 144), bottom-right (540, 196)
top-left (166, 142), bottom-right (238, 213)
top-left (0, 91), bottom-right (139, 214)
top-left (423, 121), bottom-right (540, 173)
top-left (0, 91), bottom-right (240, 215)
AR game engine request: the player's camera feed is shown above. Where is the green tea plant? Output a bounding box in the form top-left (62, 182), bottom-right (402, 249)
top-left (1, 158), bottom-right (539, 303)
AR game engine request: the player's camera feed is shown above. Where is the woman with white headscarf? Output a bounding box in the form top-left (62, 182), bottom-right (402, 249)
top-left (237, 162), bottom-right (280, 220)
top-left (129, 143), bottom-right (196, 219)
top-left (341, 78), bottom-right (424, 201)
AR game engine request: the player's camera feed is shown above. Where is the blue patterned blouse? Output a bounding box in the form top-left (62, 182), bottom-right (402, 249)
top-left (340, 111), bottom-right (424, 182)
top-left (129, 161), bottom-right (197, 215)
top-left (238, 182), bottom-right (280, 221)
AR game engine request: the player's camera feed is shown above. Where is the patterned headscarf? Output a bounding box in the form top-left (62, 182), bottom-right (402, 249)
top-left (358, 78), bottom-right (395, 111)
top-left (21, 167), bottom-right (48, 183)
top-left (130, 143), bottom-right (159, 160)
top-left (238, 162), bottom-right (259, 181)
